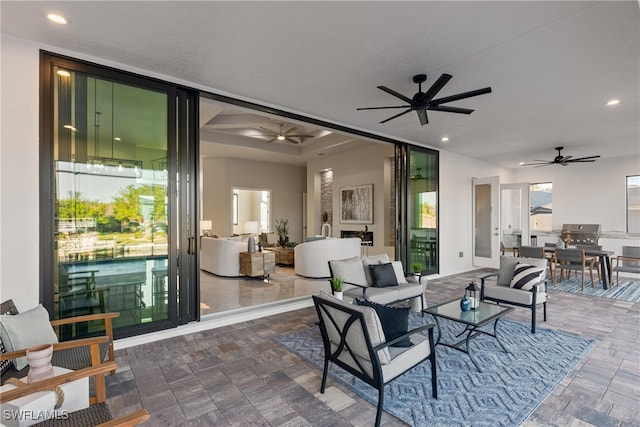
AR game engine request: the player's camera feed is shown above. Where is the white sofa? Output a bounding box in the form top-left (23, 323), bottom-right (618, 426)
top-left (200, 236), bottom-right (249, 277)
top-left (294, 237), bottom-right (362, 278)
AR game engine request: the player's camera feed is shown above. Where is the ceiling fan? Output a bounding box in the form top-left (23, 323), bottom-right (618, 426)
top-left (258, 123), bottom-right (314, 144)
top-left (520, 146), bottom-right (601, 167)
top-left (357, 73), bottom-right (492, 125)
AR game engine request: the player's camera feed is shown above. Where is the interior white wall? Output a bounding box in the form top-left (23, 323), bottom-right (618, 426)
top-left (306, 142), bottom-right (396, 257)
top-left (201, 157), bottom-right (306, 242)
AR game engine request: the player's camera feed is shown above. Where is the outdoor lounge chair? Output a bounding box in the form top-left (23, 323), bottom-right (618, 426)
top-left (312, 292), bottom-right (437, 427)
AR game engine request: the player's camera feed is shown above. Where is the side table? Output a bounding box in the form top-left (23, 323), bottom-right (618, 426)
top-left (240, 251), bottom-right (275, 278)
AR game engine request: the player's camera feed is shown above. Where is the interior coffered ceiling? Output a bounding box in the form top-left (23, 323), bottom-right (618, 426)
top-left (1, 1), bottom-right (638, 167)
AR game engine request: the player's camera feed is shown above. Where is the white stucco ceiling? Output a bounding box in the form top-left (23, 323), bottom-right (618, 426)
top-left (1, 1), bottom-right (638, 168)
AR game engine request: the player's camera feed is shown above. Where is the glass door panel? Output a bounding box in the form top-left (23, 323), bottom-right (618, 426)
top-left (404, 147), bottom-right (438, 275)
top-left (52, 68), bottom-right (170, 333)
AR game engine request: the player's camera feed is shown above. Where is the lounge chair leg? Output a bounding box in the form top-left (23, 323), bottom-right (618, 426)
top-left (543, 301), bottom-right (547, 322)
top-left (531, 304), bottom-right (536, 334)
top-left (320, 358), bottom-right (329, 393)
top-left (375, 387), bottom-right (384, 427)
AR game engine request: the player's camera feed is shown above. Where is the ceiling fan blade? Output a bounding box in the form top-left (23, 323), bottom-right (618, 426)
top-left (286, 134), bottom-right (314, 138)
top-left (377, 86), bottom-right (413, 104)
top-left (569, 159), bottom-right (599, 163)
top-left (430, 87), bottom-right (492, 105)
top-left (259, 127), bottom-right (278, 135)
top-left (357, 105), bottom-right (410, 110)
top-left (534, 164), bottom-right (552, 168)
top-left (417, 109), bottom-right (428, 125)
top-left (568, 155), bottom-right (601, 161)
top-left (418, 73), bottom-right (452, 103)
top-left (560, 155), bottom-right (573, 162)
top-left (266, 137), bottom-right (277, 143)
top-left (284, 137), bottom-right (300, 144)
top-left (428, 105), bottom-right (474, 114)
top-left (380, 108), bottom-right (412, 124)
top-left (520, 161), bottom-right (552, 166)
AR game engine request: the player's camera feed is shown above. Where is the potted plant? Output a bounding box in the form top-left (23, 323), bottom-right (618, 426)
top-left (412, 262), bottom-right (423, 275)
top-left (274, 218), bottom-right (289, 246)
top-left (329, 277), bottom-right (344, 300)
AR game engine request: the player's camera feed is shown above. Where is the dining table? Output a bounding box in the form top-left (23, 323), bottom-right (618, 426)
top-left (545, 247), bottom-right (615, 290)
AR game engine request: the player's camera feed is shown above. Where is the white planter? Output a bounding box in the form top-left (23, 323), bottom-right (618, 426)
top-left (333, 291), bottom-right (343, 300)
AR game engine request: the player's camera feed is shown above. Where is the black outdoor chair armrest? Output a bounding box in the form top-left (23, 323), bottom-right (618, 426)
top-left (528, 279), bottom-right (547, 293)
top-left (343, 281), bottom-right (367, 289)
top-left (373, 323), bottom-right (435, 351)
top-left (480, 273), bottom-right (499, 286)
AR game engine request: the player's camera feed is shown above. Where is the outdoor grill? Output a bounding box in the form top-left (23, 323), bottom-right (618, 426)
top-left (561, 224), bottom-right (601, 246)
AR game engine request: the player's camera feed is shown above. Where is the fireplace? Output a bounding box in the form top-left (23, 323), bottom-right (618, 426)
top-left (341, 230), bottom-right (373, 245)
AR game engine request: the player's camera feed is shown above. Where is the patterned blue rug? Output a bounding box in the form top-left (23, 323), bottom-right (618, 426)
top-left (552, 277), bottom-right (640, 302)
top-left (275, 314), bottom-right (595, 427)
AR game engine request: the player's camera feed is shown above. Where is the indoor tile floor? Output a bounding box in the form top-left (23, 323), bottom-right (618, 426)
top-left (106, 270), bottom-right (640, 426)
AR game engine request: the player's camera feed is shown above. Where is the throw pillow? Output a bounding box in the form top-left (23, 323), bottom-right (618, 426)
top-left (510, 262), bottom-right (544, 291)
top-left (329, 257), bottom-right (368, 287)
top-left (0, 336), bottom-right (13, 375)
top-left (0, 304), bottom-right (59, 370)
top-left (356, 299), bottom-right (412, 347)
top-left (362, 254), bottom-right (391, 285)
top-left (369, 263), bottom-right (398, 288)
top-left (390, 261), bottom-right (409, 284)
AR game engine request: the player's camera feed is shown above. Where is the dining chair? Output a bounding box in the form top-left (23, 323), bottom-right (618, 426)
top-left (612, 246), bottom-right (640, 287)
top-left (554, 248), bottom-right (596, 290)
top-left (576, 244), bottom-right (603, 283)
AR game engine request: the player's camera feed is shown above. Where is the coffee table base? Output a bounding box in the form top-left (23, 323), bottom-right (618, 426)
top-left (431, 315), bottom-right (509, 372)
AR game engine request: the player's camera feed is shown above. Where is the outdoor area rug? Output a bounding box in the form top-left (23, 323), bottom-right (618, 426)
top-left (552, 277), bottom-right (640, 302)
top-left (275, 314), bottom-right (595, 427)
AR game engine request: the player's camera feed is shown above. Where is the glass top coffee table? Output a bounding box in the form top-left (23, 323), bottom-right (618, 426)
top-left (423, 299), bottom-right (514, 372)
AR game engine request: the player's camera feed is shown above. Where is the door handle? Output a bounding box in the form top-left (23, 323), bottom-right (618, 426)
top-left (187, 237), bottom-right (196, 255)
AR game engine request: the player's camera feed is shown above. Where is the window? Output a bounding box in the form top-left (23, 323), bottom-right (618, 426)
top-left (627, 175), bottom-right (640, 233)
top-left (530, 182), bottom-right (552, 231)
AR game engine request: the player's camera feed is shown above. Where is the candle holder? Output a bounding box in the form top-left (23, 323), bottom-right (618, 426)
top-left (465, 282), bottom-right (480, 310)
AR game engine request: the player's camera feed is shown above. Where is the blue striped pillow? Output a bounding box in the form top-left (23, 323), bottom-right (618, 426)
top-left (510, 263), bottom-right (543, 291)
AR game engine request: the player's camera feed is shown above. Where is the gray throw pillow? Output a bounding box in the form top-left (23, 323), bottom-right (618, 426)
top-left (0, 304), bottom-right (58, 370)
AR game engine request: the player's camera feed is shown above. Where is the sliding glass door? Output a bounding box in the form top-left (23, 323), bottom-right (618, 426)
top-left (396, 145), bottom-right (439, 275)
top-left (41, 53), bottom-right (198, 338)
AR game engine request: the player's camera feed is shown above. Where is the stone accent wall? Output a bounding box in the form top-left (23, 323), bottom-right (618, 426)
top-left (320, 170), bottom-right (333, 233)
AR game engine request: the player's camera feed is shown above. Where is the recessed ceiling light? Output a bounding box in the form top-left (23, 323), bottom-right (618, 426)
top-left (606, 99), bottom-right (620, 106)
top-left (114, 137), bottom-right (121, 141)
top-left (56, 70), bottom-right (71, 77)
top-left (47, 13), bottom-right (68, 25)
top-left (441, 137), bottom-right (449, 142)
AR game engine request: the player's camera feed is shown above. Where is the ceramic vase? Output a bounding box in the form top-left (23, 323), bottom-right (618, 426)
top-left (460, 296), bottom-right (471, 312)
top-left (333, 291), bottom-right (343, 300)
top-left (26, 344), bottom-right (54, 383)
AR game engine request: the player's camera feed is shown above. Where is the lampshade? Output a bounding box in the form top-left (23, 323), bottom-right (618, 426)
top-left (243, 221), bottom-right (259, 234)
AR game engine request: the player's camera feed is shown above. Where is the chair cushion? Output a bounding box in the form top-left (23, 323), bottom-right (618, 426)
top-left (0, 305), bottom-right (59, 370)
top-left (343, 286), bottom-right (400, 305)
top-left (329, 257), bottom-right (368, 287)
top-left (369, 263), bottom-right (398, 288)
top-left (391, 261), bottom-right (409, 284)
top-left (316, 292), bottom-right (391, 365)
top-left (510, 263), bottom-right (544, 291)
top-left (497, 256), bottom-right (548, 285)
top-left (356, 299), bottom-right (412, 347)
top-left (484, 286), bottom-right (546, 305)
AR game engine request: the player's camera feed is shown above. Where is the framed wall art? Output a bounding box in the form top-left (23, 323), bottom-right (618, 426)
top-left (340, 184), bottom-right (373, 224)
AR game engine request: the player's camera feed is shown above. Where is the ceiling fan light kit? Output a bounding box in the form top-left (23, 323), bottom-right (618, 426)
top-left (258, 123), bottom-right (314, 144)
top-left (520, 146), bottom-right (600, 167)
top-left (357, 73), bottom-right (492, 125)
